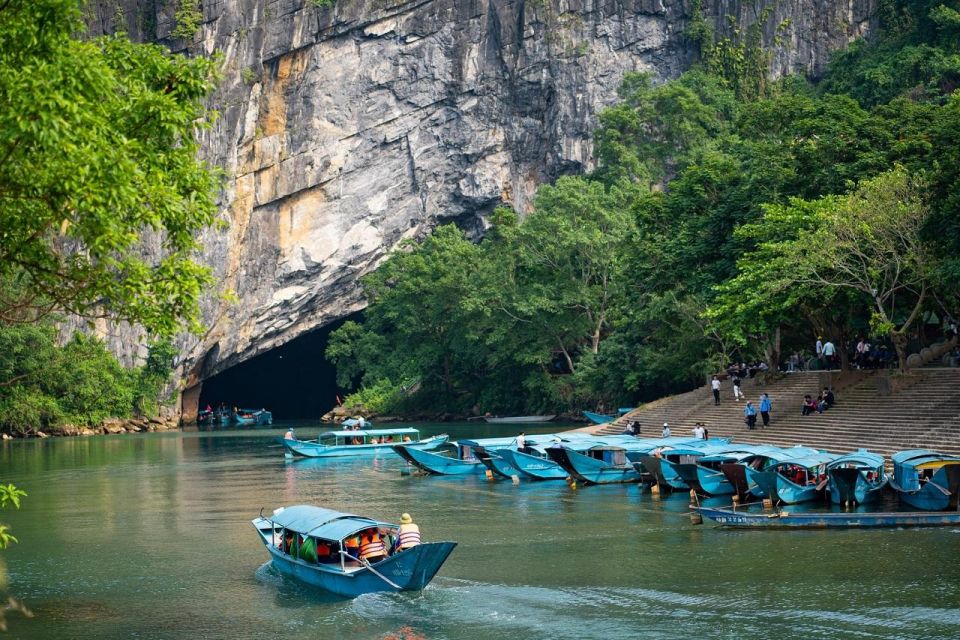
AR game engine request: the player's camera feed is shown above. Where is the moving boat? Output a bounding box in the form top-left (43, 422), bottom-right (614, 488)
top-left (748, 451), bottom-right (839, 504)
top-left (281, 428), bottom-right (448, 458)
top-left (826, 449), bottom-right (888, 506)
top-left (695, 505), bottom-right (960, 529)
top-left (483, 415), bottom-right (557, 424)
top-left (890, 449), bottom-right (960, 511)
top-left (721, 446), bottom-right (822, 499)
top-left (251, 505), bottom-right (456, 597)
top-left (673, 445), bottom-right (785, 496)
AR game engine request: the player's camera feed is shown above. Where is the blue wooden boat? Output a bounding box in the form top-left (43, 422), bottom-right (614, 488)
top-left (397, 435), bottom-right (558, 476)
top-left (826, 449), bottom-right (888, 506)
top-left (491, 435), bottom-right (605, 480)
top-left (695, 505), bottom-right (960, 529)
top-left (721, 446), bottom-right (821, 499)
top-left (549, 436), bottom-right (715, 485)
top-left (583, 411), bottom-right (614, 425)
top-left (234, 408), bottom-right (273, 426)
top-left (251, 505), bottom-right (456, 597)
top-left (475, 446), bottom-right (521, 478)
top-left (890, 449), bottom-right (960, 511)
top-left (483, 415), bottom-right (556, 424)
top-left (749, 452), bottom-right (840, 504)
top-left (673, 445), bottom-right (785, 496)
top-left (281, 428), bottom-right (447, 458)
top-left (342, 417), bottom-right (372, 429)
top-left (635, 441), bottom-right (737, 492)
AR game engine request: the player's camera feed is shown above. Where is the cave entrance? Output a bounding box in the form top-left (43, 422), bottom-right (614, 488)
top-left (197, 313), bottom-right (359, 421)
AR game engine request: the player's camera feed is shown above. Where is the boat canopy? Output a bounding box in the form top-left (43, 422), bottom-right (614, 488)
top-left (771, 452), bottom-right (837, 469)
top-left (891, 449), bottom-right (959, 466)
top-left (827, 450), bottom-right (885, 469)
top-left (699, 445), bottom-right (783, 463)
top-left (320, 428), bottom-right (420, 438)
top-left (267, 505), bottom-right (391, 540)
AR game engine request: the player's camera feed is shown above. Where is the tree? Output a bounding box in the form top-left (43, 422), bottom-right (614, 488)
top-left (714, 167), bottom-right (935, 372)
top-left (0, 0), bottom-right (220, 336)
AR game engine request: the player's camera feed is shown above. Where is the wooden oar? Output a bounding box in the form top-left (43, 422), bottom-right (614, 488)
top-left (339, 551), bottom-right (402, 590)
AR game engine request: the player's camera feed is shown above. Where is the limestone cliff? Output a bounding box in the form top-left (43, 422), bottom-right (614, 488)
top-left (85, 0), bottom-right (875, 416)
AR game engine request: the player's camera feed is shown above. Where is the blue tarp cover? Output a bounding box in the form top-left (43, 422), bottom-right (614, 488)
top-left (269, 505), bottom-right (389, 540)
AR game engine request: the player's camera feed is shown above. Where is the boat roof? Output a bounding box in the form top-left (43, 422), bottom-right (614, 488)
top-left (771, 452), bottom-right (839, 468)
top-left (699, 445), bottom-right (784, 462)
top-left (267, 505), bottom-right (392, 541)
top-left (827, 450), bottom-right (885, 469)
top-left (320, 428), bottom-right (420, 438)
top-left (891, 449), bottom-right (960, 465)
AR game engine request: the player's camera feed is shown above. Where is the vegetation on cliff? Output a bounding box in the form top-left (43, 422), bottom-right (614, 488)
top-left (0, 0), bottom-right (220, 433)
top-left (330, 0), bottom-right (960, 416)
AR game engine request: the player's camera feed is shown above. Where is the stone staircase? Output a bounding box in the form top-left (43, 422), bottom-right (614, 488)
top-left (580, 368), bottom-right (960, 456)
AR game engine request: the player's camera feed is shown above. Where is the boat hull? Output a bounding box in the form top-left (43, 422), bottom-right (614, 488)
top-left (674, 463), bottom-right (736, 496)
top-left (696, 506), bottom-right (960, 529)
top-left (282, 435), bottom-right (448, 458)
top-left (263, 541), bottom-right (457, 597)
top-left (828, 467), bottom-right (885, 505)
top-left (498, 448), bottom-right (568, 480)
top-left (483, 415), bottom-right (556, 424)
top-left (583, 411), bottom-right (614, 425)
top-left (476, 448), bottom-right (520, 479)
top-left (751, 471), bottom-right (821, 504)
top-left (393, 444), bottom-right (485, 475)
top-left (895, 464), bottom-right (960, 510)
top-left (547, 447), bottom-right (641, 485)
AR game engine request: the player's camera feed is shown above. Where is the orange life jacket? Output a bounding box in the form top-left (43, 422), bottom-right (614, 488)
top-left (359, 532), bottom-right (386, 560)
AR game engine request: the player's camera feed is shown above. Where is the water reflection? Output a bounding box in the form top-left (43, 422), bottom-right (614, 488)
top-left (2, 427), bottom-right (960, 639)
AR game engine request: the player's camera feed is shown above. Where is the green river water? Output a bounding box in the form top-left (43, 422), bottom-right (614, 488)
top-left (2, 423), bottom-right (959, 639)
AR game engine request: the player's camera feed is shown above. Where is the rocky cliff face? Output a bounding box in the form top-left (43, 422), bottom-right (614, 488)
top-left (86, 0), bottom-right (875, 415)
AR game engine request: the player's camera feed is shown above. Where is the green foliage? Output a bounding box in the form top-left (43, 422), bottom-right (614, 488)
top-left (340, 379), bottom-right (407, 414)
top-left (0, 0), bottom-right (221, 337)
top-left (171, 0), bottom-right (203, 40)
top-left (310, 0), bottom-right (337, 7)
top-left (0, 483), bottom-right (25, 550)
top-left (0, 326), bottom-right (176, 433)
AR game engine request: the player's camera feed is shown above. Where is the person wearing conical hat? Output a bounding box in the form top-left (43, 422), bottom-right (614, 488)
top-left (397, 513), bottom-right (421, 551)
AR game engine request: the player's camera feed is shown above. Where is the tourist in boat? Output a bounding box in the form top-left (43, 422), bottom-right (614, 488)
top-left (759, 393), bottom-right (772, 428)
top-left (284, 428), bottom-right (296, 440)
top-left (801, 394), bottom-right (818, 416)
top-left (359, 529), bottom-right (387, 563)
top-left (692, 423), bottom-right (705, 439)
top-left (397, 513), bottom-right (421, 551)
top-left (516, 432), bottom-right (526, 450)
top-left (744, 401), bottom-right (758, 430)
top-left (403, 435), bottom-right (412, 442)
top-left (662, 422), bottom-right (670, 437)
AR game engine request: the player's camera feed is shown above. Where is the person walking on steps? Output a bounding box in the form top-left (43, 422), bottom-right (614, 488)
top-left (711, 376), bottom-right (721, 405)
top-left (744, 401), bottom-right (758, 430)
top-left (759, 393), bottom-right (772, 428)
top-left (732, 373), bottom-right (744, 401)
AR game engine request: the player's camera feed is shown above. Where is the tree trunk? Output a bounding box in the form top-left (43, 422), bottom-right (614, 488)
top-left (891, 331), bottom-right (909, 373)
top-left (763, 326), bottom-right (781, 371)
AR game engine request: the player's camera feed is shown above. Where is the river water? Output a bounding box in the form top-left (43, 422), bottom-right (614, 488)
top-left (2, 423), bottom-right (959, 639)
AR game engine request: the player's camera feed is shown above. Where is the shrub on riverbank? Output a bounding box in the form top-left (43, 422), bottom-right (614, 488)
top-left (0, 326), bottom-right (174, 435)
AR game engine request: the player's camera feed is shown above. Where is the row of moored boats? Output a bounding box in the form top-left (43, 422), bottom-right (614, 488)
top-left (279, 427), bottom-right (960, 512)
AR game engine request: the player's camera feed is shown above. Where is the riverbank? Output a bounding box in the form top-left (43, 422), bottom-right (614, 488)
top-left (0, 415), bottom-right (180, 440)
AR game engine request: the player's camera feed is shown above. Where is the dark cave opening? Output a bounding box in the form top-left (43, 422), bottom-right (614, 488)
top-left (198, 313), bottom-right (360, 420)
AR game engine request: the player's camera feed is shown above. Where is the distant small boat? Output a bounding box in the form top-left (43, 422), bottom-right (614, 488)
top-left (280, 428), bottom-right (447, 458)
top-left (695, 505), bottom-right (960, 529)
top-left (252, 505), bottom-right (456, 597)
top-left (826, 450), bottom-right (888, 506)
top-left (890, 449), bottom-right (960, 511)
top-left (483, 415), bottom-right (556, 424)
top-left (583, 411), bottom-right (614, 425)
top-left (234, 408), bottom-right (273, 426)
